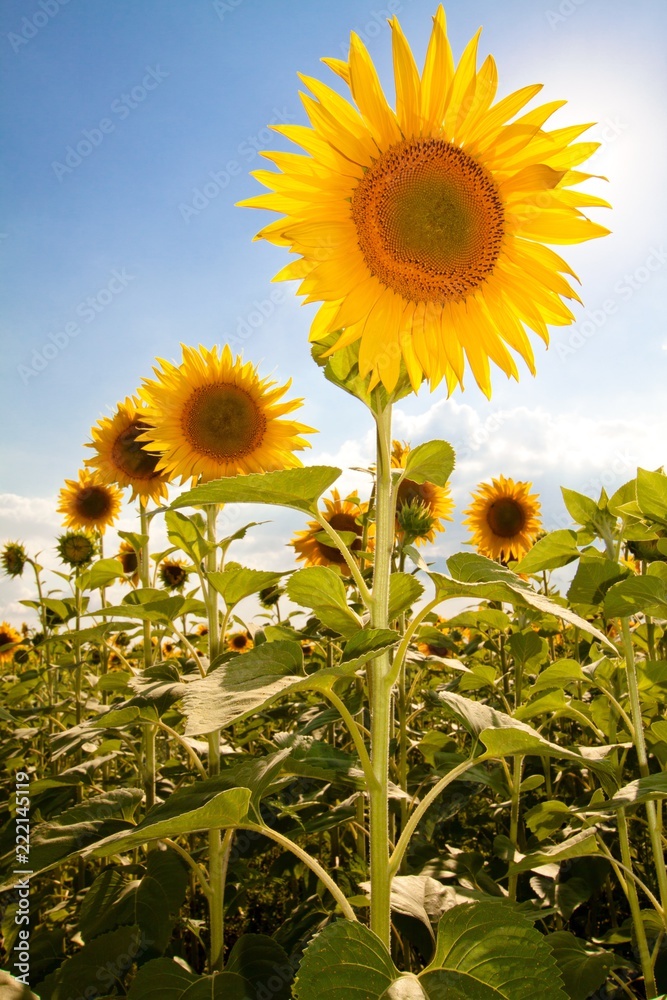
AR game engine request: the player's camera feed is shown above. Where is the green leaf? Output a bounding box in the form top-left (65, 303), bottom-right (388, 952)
top-left (226, 934), bottom-right (293, 1000)
top-left (287, 566), bottom-right (361, 636)
top-left (561, 488), bottom-right (599, 527)
top-left (91, 595), bottom-right (204, 624)
top-left (566, 553), bottom-right (628, 610)
top-left (341, 628), bottom-right (401, 669)
top-left (636, 467), bottom-right (667, 527)
top-left (182, 640), bottom-right (354, 735)
top-left (531, 661), bottom-right (587, 693)
top-left (171, 466), bottom-right (341, 514)
top-left (126, 959), bottom-right (251, 1000)
top-left (293, 920), bottom-right (397, 999)
top-left (435, 554), bottom-right (613, 650)
top-left (507, 630), bottom-right (545, 667)
top-left (524, 800), bottom-right (572, 840)
top-left (76, 558), bottom-right (126, 591)
top-left (87, 787), bottom-right (251, 857)
top-left (403, 441), bottom-right (455, 487)
top-left (37, 925), bottom-right (145, 1000)
top-left (207, 567), bottom-right (283, 608)
top-left (515, 531), bottom-right (580, 574)
top-left (545, 931), bottom-right (628, 1000)
top-left (425, 901), bottom-right (568, 999)
top-left (603, 575), bottom-right (667, 618)
top-left (164, 509), bottom-right (209, 563)
top-left (509, 830), bottom-right (601, 874)
top-left (389, 573), bottom-right (424, 619)
top-left (580, 772), bottom-right (667, 811)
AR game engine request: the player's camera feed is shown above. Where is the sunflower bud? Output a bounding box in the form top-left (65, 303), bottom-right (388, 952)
top-left (56, 531), bottom-right (96, 567)
top-left (396, 498), bottom-right (436, 545)
top-left (1, 542), bottom-right (27, 578)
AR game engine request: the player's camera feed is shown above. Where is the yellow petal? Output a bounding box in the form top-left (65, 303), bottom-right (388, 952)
top-left (349, 33), bottom-right (402, 148)
top-left (444, 27), bottom-right (482, 140)
top-left (420, 5), bottom-right (454, 133)
top-left (390, 15), bottom-right (421, 134)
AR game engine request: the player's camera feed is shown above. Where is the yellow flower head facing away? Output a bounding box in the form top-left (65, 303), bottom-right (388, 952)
top-left (463, 474), bottom-right (541, 563)
top-left (240, 6), bottom-right (610, 398)
top-left (291, 489), bottom-right (370, 574)
top-left (85, 396), bottom-right (171, 505)
top-left (57, 470), bottom-right (123, 534)
top-left (138, 344), bottom-right (315, 484)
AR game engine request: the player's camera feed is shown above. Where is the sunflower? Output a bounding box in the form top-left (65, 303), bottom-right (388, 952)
top-left (159, 558), bottom-right (190, 591)
top-left (226, 631), bottom-right (254, 654)
top-left (463, 475), bottom-right (541, 562)
top-left (57, 470), bottom-right (122, 534)
top-left (0, 622), bottom-right (23, 663)
top-left (291, 489), bottom-right (370, 573)
top-left (116, 540), bottom-right (140, 585)
top-left (241, 7), bottom-right (609, 397)
top-left (56, 531), bottom-right (97, 567)
top-left (138, 344), bottom-right (315, 485)
top-left (86, 396), bottom-right (171, 504)
top-left (2, 542), bottom-right (27, 578)
top-left (392, 440), bottom-right (453, 545)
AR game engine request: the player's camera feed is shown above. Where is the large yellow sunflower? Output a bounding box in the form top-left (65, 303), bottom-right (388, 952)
top-left (138, 344), bottom-right (314, 484)
top-left (291, 489), bottom-right (370, 574)
top-left (240, 7), bottom-right (609, 397)
top-left (463, 475), bottom-right (541, 562)
top-left (57, 471), bottom-right (122, 534)
top-left (86, 396), bottom-right (171, 505)
top-left (392, 440), bottom-right (453, 545)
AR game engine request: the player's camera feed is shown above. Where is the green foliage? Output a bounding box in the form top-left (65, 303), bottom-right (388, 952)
top-left (171, 466), bottom-right (342, 513)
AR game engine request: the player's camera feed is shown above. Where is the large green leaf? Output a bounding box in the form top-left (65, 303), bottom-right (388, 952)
top-left (603, 575), bottom-right (667, 618)
top-left (403, 441), bottom-right (455, 487)
top-left (126, 959), bottom-right (251, 1000)
top-left (287, 566), bottom-right (361, 636)
top-left (509, 830), bottom-right (602, 874)
top-left (515, 531), bottom-right (580, 574)
top-left (561, 488), bottom-right (600, 528)
top-left (425, 901), bottom-right (568, 999)
top-left (341, 628), bottom-right (401, 669)
top-left (87, 787), bottom-right (251, 857)
top-left (579, 772), bottom-right (667, 811)
top-left (182, 640), bottom-right (355, 735)
top-left (207, 567), bottom-right (283, 608)
top-left (545, 931), bottom-right (626, 1000)
top-left (76, 558), bottom-right (126, 591)
top-left (389, 573), bottom-right (424, 619)
top-left (226, 934), bottom-right (293, 1000)
top-left (636, 467), bottom-right (667, 527)
top-left (164, 509), bottom-right (210, 563)
top-left (171, 466), bottom-right (341, 513)
top-left (433, 554), bottom-right (613, 649)
top-left (566, 553), bottom-right (628, 610)
top-left (36, 925), bottom-right (146, 1000)
top-left (293, 920), bottom-right (397, 999)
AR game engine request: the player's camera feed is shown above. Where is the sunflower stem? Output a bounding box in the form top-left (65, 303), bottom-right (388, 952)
top-left (204, 503), bottom-right (225, 973)
top-left (139, 504), bottom-right (157, 814)
top-left (368, 395), bottom-right (395, 949)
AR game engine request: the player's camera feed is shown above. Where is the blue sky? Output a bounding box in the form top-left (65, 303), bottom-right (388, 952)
top-left (1, 0), bottom-right (666, 624)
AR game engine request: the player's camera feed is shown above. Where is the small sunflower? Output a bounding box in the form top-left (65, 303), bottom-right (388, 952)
top-left (86, 396), bottom-right (171, 504)
top-left (291, 489), bottom-right (369, 574)
top-left (241, 7), bottom-right (609, 397)
top-left (417, 617), bottom-right (472, 656)
top-left (2, 542), bottom-right (27, 578)
top-left (57, 470), bottom-right (122, 534)
top-left (227, 631), bottom-right (254, 654)
top-left (161, 637), bottom-right (180, 659)
top-left (116, 540), bottom-right (140, 585)
top-left (392, 441), bottom-right (454, 545)
top-left (138, 344), bottom-right (315, 485)
top-left (0, 622), bottom-right (23, 662)
top-left (463, 475), bottom-right (541, 562)
top-left (57, 531), bottom-right (97, 567)
top-left (159, 558), bottom-right (190, 591)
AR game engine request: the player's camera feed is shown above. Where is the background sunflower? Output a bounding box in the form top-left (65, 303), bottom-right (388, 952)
top-left (463, 474), bottom-right (541, 562)
top-left (291, 489), bottom-right (369, 573)
top-left (57, 471), bottom-right (122, 535)
top-left (392, 440), bottom-right (454, 545)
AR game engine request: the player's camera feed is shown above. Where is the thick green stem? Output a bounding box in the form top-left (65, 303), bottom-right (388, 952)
top-left (368, 397), bottom-right (395, 949)
top-left (621, 617), bottom-right (667, 914)
top-left (139, 504), bottom-right (156, 812)
top-left (205, 504), bottom-right (225, 973)
top-left (507, 756), bottom-right (523, 901)
top-left (617, 809), bottom-right (657, 997)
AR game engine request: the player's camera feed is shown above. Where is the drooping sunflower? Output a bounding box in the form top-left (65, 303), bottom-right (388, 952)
top-left (2, 542), bottom-right (27, 578)
top-left (0, 622), bottom-right (23, 663)
top-left (57, 470), bottom-right (122, 534)
top-left (463, 475), bottom-right (541, 562)
top-left (86, 396), bottom-right (171, 505)
top-left (57, 530), bottom-right (97, 567)
top-left (291, 489), bottom-right (370, 573)
top-left (392, 440), bottom-right (453, 545)
top-left (241, 7), bottom-right (609, 397)
top-left (227, 631), bottom-right (254, 654)
top-left (138, 344), bottom-right (315, 485)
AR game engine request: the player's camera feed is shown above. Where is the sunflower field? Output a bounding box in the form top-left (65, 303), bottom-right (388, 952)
top-left (2, 6), bottom-right (666, 1000)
